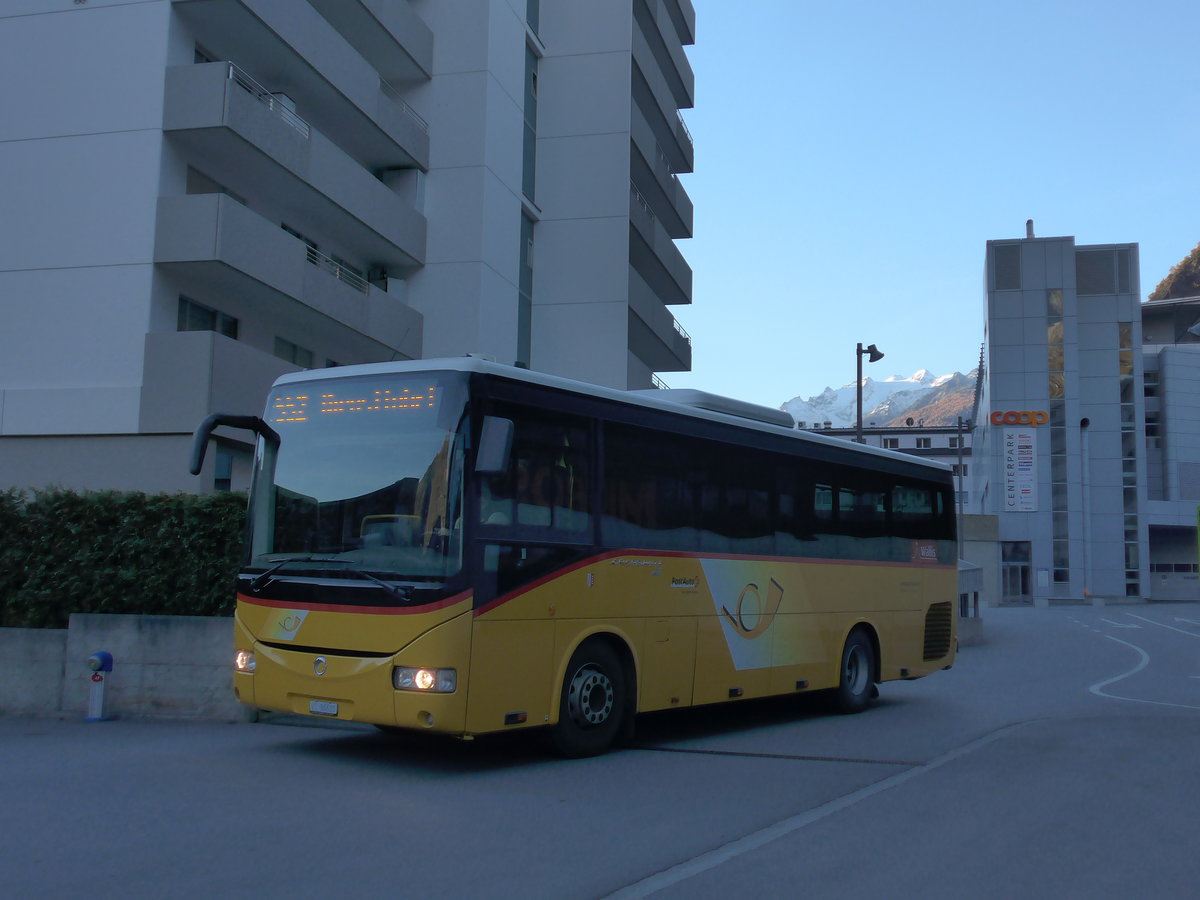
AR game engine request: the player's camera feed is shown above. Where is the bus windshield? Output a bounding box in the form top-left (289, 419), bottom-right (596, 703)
top-left (246, 372), bottom-right (468, 581)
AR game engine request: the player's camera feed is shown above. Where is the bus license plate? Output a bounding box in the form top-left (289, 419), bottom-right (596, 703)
top-left (309, 699), bottom-right (339, 717)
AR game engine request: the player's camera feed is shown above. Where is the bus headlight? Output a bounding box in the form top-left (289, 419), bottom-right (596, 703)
top-left (235, 649), bottom-right (256, 673)
top-left (393, 667), bottom-right (456, 693)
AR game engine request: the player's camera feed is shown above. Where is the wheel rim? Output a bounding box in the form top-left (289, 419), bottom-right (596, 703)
top-left (844, 644), bottom-right (869, 696)
top-left (566, 664), bottom-right (614, 727)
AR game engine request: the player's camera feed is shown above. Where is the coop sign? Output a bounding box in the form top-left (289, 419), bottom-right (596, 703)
top-left (990, 409), bottom-right (1049, 427)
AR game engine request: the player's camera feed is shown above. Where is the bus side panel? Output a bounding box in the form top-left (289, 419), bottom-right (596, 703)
top-left (767, 611), bottom-right (835, 696)
top-left (639, 616), bottom-right (698, 712)
top-left (466, 618), bottom-right (556, 734)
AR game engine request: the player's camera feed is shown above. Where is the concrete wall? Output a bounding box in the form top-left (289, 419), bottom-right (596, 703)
top-left (0, 627), bottom-right (67, 716)
top-left (1, 614), bottom-right (246, 722)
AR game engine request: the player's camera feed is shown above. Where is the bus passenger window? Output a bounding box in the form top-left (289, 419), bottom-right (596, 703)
top-left (480, 407), bottom-right (591, 536)
top-left (814, 485), bottom-right (834, 522)
top-left (893, 485), bottom-right (936, 538)
top-left (602, 425), bottom-right (700, 551)
top-left (840, 488), bottom-right (887, 534)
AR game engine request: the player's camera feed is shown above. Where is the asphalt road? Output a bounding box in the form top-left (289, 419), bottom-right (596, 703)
top-left (2, 604), bottom-right (1198, 898)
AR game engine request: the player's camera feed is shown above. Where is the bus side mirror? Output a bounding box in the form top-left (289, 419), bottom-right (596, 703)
top-left (475, 417), bottom-right (514, 474)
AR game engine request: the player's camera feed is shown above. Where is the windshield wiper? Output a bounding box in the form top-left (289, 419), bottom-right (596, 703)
top-left (341, 568), bottom-right (411, 601)
top-left (249, 556), bottom-right (412, 600)
top-left (249, 556), bottom-right (322, 593)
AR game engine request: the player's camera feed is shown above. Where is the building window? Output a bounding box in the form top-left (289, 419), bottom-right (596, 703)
top-left (522, 45), bottom-right (538, 200)
top-left (993, 244), bottom-right (1021, 290)
top-left (274, 337), bottom-right (314, 368)
top-left (915, 437), bottom-right (932, 450)
top-left (178, 296), bottom-right (237, 339)
top-left (949, 437), bottom-right (961, 449)
top-left (518, 212), bottom-right (534, 367)
top-left (1076, 248), bottom-right (1131, 295)
top-left (882, 437), bottom-right (899, 449)
top-left (215, 447), bottom-right (234, 492)
top-left (952, 464), bottom-right (968, 477)
top-left (1118, 320), bottom-right (1139, 595)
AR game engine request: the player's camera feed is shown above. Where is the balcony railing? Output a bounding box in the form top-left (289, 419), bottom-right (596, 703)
top-left (226, 62), bottom-right (311, 138)
top-left (672, 316), bottom-right (692, 348)
top-left (651, 373), bottom-right (671, 390)
top-left (305, 245), bottom-right (370, 294)
top-left (676, 110), bottom-right (692, 143)
top-left (379, 77), bottom-right (430, 134)
top-left (631, 183), bottom-right (655, 221)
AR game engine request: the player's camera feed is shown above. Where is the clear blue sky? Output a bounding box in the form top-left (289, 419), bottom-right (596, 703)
top-left (668, 0), bottom-right (1199, 408)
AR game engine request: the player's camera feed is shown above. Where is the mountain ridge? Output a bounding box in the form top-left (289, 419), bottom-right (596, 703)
top-left (781, 369), bottom-right (976, 428)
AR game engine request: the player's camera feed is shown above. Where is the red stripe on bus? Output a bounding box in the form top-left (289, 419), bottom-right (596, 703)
top-left (237, 590), bottom-right (472, 616)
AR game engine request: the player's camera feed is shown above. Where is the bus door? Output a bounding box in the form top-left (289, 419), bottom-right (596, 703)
top-left (466, 404), bottom-right (596, 732)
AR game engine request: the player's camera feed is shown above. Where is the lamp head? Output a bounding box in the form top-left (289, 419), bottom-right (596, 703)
top-left (864, 344), bottom-right (884, 363)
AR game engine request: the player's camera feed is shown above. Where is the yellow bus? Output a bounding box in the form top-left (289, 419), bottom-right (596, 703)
top-left (192, 357), bottom-right (956, 756)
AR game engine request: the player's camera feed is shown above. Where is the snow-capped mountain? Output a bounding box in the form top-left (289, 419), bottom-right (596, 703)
top-left (782, 369), bottom-right (975, 428)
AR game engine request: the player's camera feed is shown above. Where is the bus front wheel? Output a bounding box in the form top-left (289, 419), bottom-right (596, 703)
top-left (550, 640), bottom-right (627, 758)
top-left (834, 629), bottom-right (876, 714)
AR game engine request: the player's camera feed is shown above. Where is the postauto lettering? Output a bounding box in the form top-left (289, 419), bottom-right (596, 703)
top-left (990, 410), bottom-right (1049, 427)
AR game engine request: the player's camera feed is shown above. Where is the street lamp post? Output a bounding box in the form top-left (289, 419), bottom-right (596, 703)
top-left (856, 342), bottom-right (884, 444)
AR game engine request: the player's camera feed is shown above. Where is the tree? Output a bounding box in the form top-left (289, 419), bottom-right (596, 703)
top-left (1149, 241), bottom-right (1200, 301)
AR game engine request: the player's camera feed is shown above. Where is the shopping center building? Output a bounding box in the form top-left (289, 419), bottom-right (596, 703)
top-left (973, 226), bottom-right (1200, 603)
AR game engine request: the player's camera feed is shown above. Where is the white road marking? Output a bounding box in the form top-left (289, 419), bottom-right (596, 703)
top-left (606, 723), bottom-right (1034, 899)
top-left (1088, 634), bottom-right (1200, 710)
top-left (1100, 618), bottom-right (1141, 628)
top-left (1126, 613), bottom-right (1200, 637)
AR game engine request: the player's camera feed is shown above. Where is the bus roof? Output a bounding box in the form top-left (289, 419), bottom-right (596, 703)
top-left (273, 357), bottom-right (953, 473)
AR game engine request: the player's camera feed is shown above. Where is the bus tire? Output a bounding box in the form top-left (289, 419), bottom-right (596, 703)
top-left (834, 629), bottom-right (876, 714)
top-left (550, 640), bottom-right (627, 758)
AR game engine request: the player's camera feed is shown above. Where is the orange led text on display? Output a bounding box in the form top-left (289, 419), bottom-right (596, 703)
top-left (271, 387), bottom-right (438, 424)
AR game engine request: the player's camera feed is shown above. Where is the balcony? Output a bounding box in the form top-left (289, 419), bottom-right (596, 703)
top-left (172, 0), bottom-right (428, 171)
top-left (164, 62), bottom-right (425, 270)
top-left (628, 270), bottom-right (692, 373)
top-left (631, 105), bottom-right (693, 239)
top-left (154, 193), bottom-right (423, 359)
top-left (629, 185), bottom-right (692, 306)
top-left (634, 0), bottom-right (694, 110)
top-left (664, 0), bottom-right (697, 45)
top-left (306, 0), bottom-right (433, 84)
top-left (628, 30), bottom-right (696, 175)
top-left (139, 330), bottom-right (299, 433)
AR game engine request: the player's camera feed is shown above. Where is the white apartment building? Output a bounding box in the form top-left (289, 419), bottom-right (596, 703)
top-left (0, 0), bottom-right (695, 494)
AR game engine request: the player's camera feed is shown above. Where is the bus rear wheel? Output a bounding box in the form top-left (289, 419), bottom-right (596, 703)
top-left (550, 640), bottom-right (627, 758)
top-left (834, 629), bottom-right (876, 714)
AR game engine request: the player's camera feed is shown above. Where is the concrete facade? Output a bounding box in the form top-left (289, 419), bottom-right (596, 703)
top-left (973, 228), bottom-right (1200, 604)
top-left (0, 0), bottom-right (695, 494)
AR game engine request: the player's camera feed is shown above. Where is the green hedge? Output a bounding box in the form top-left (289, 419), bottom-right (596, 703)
top-left (0, 488), bottom-right (246, 629)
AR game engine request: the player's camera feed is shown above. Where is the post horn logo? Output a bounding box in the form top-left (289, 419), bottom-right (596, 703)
top-left (314, 656), bottom-right (328, 676)
top-left (721, 579), bottom-right (785, 639)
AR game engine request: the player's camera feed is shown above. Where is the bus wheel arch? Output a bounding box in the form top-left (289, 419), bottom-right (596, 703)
top-left (834, 625), bottom-right (878, 715)
top-left (550, 635), bottom-right (636, 757)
